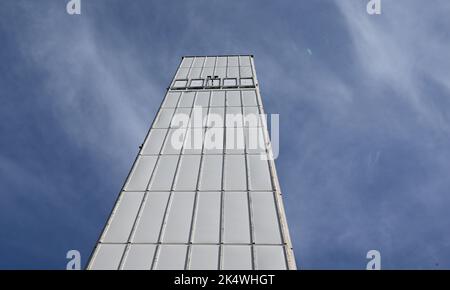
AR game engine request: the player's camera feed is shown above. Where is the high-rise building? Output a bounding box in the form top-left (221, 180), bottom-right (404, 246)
top-left (87, 55), bottom-right (296, 270)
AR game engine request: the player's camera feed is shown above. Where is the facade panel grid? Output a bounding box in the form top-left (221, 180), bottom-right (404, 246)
top-left (88, 55), bottom-right (296, 270)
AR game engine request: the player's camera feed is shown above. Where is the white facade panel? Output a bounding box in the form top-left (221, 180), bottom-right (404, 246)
top-left (189, 245), bottom-right (219, 270)
top-left (226, 90), bottom-right (241, 106)
top-left (216, 56), bottom-right (227, 67)
top-left (148, 155), bottom-right (179, 191)
top-left (239, 56), bottom-right (251, 66)
top-left (222, 245), bottom-right (252, 270)
top-left (132, 192), bottom-right (170, 243)
top-left (198, 155), bottom-right (222, 191)
top-left (121, 244), bottom-right (156, 270)
top-left (210, 91), bottom-right (225, 107)
top-left (101, 192), bottom-right (144, 243)
top-left (124, 156), bottom-right (157, 191)
top-left (162, 92), bottom-right (181, 108)
top-left (178, 91), bottom-right (195, 107)
top-left (180, 57), bottom-right (194, 68)
top-left (161, 128), bottom-right (187, 154)
top-left (173, 155), bottom-right (201, 190)
top-left (227, 56), bottom-right (239, 67)
top-left (142, 129), bottom-right (167, 155)
top-left (241, 90), bottom-right (258, 107)
top-left (226, 126), bottom-right (245, 154)
top-left (154, 245), bottom-right (188, 270)
top-left (224, 155), bottom-right (247, 190)
top-left (194, 91), bottom-right (210, 107)
top-left (204, 56), bottom-right (216, 67)
top-left (251, 192), bottom-right (283, 244)
top-left (192, 192), bottom-right (221, 243)
top-left (203, 127), bottom-right (224, 154)
top-left (183, 127), bottom-right (205, 154)
top-left (89, 244), bottom-right (126, 270)
top-left (255, 246), bottom-right (287, 270)
top-left (240, 66), bottom-right (253, 78)
top-left (223, 192), bottom-right (251, 243)
top-left (162, 192), bottom-right (195, 243)
top-left (247, 155), bottom-right (273, 191)
top-left (153, 108), bottom-right (175, 128)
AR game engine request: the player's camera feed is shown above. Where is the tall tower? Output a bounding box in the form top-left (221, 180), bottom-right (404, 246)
top-left (87, 55), bottom-right (296, 270)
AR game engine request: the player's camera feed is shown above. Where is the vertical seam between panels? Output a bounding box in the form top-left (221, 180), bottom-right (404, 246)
top-left (242, 89), bottom-right (256, 270)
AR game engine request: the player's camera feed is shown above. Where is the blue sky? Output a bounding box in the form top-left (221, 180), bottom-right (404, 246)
top-left (1, 0), bottom-right (450, 269)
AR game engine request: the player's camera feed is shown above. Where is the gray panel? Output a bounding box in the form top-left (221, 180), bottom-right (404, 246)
top-left (227, 56), bottom-right (239, 67)
top-left (224, 155), bottom-right (247, 190)
top-left (204, 56), bottom-right (216, 67)
top-left (201, 67), bottom-right (214, 78)
top-left (125, 156), bottom-right (157, 191)
top-left (251, 192), bottom-right (282, 244)
top-left (227, 66), bottom-right (239, 78)
top-left (223, 192), bottom-right (251, 243)
top-left (203, 127), bottom-right (224, 154)
top-left (174, 155), bottom-right (201, 190)
top-left (189, 67), bottom-right (202, 78)
top-left (199, 155), bottom-right (223, 191)
top-left (194, 91), bottom-right (210, 107)
top-left (226, 90), bottom-right (241, 107)
top-left (148, 155), bottom-right (179, 191)
top-left (183, 127), bottom-right (205, 154)
top-left (176, 67), bottom-right (189, 79)
top-left (171, 107), bottom-right (192, 128)
top-left (214, 66), bottom-right (226, 79)
top-left (102, 192), bottom-right (144, 243)
top-left (190, 107), bottom-right (208, 128)
top-left (90, 244), bottom-right (126, 270)
top-left (189, 245), bottom-right (219, 270)
top-left (245, 127), bottom-right (266, 154)
top-left (242, 90), bottom-right (258, 106)
top-left (132, 192), bottom-right (170, 243)
top-left (155, 245), bottom-right (188, 270)
top-left (193, 192), bottom-right (221, 243)
top-left (222, 245), bottom-right (252, 270)
top-left (226, 107), bottom-right (243, 128)
top-left (153, 108), bottom-right (175, 128)
top-left (226, 127), bottom-right (245, 154)
top-left (162, 192), bottom-right (195, 243)
top-left (142, 129), bottom-right (167, 155)
top-left (255, 246), bottom-right (287, 270)
top-left (206, 107), bottom-right (225, 127)
top-left (162, 92), bottom-right (181, 108)
top-left (178, 91), bottom-right (195, 107)
top-left (244, 106), bottom-right (262, 127)
top-left (210, 91), bottom-right (225, 107)
top-left (161, 128), bottom-right (187, 154)
top-left (121, 244), bottom-right (156, 270)
top-left (239, 56), bottom-right (251, 67)
top-left (239, 66), bottom-right (253, 78)
top-left (216, 56), bottom-right (227, 67)
top-left (180, 57), bottom-right (194, 68)
top-left (192, 57), bottom-right (205, 67)
top-left (247, 155), bottom-right (273, 191)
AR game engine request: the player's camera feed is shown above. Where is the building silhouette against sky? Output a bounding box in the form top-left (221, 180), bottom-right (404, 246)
top-left (87, 55), bottom-right (296, 270)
